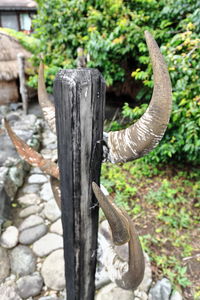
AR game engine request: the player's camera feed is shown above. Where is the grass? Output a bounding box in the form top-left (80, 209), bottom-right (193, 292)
top-left (101, 159), bottom-right (200, 299)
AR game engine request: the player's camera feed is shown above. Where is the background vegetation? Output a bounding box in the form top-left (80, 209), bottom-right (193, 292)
top-left (30, 0), bottom-right (200, 165)
top-left (101, 161), bottom-right (200, 299)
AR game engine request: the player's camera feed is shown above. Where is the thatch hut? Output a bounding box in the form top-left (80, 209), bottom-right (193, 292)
top-left (0, 31), bottom-right (32, 105)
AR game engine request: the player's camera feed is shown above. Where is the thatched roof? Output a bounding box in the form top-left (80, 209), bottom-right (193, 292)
top-left (0, 0), bottom-right (37, 11)
top-left (0, 31), bottom-right (32, 81)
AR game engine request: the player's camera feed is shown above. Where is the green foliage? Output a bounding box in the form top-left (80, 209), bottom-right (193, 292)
top-left (32, 0), bottom-right (164, 85)
top-left (32, 0), bottom-right (200, 164)
top-left (101, 162), bottom-right (200, 291)
top-left (122, 102), bottom-right (148, 120)
top-left (145, 179), bottom-right (192, 229)
top-left (195, 289), bottom-right (200, 300)
top-left (30, 0), bottom-right (167, 86)
top-left (120, 2), bottom-right (200, 165)
top-left (101, 163), bottom-right (137, 211)
top-left (141, 234), bottom-right (192, 288)
top-left (0, 27), bottom-right (39, 53)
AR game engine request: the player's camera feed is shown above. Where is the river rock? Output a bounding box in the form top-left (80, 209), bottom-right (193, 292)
top-left (19, 215), bottom-right (44, 231)
top-left (0, 285), bottom-right (22, 300)
top-left (48, 142), bottom-right (57, 149)
top-left (18, 193), bottom-right (41, 206)
top-left (42, 132), bottom-right (57, 147)
top-left (149, 278), bottom-right (172, 300)
top-left (19, 204), bottom-right (42, 218)
top-left (22, 183), bottom-right (40, 194)
top-left (95, 245), bottom-right (111, 290)
top-left (41, 148), bottom-right (57, 161)
top-left (59, 289), bottom-right (67, 300)
top-left (95, 283), bottom-right (134, 300)
top-left (16, 272), bottom-right (43, 298)
top-left (19, 223), bottom-right (48, 244)
top-left (43, 200), bottom-right (61, 222)
top-left (28, 174), bottom-right (48, 184)
top-left (40, 182), bottom-right (54, 202)
top-left (50, 219), bottom-right (63, 235)
top-left (0, 226), bottom-right (19, 248)
top-left (0, 135), bottom-right (18, 166)
top-left (9, 165), bottom-right (24, 187)
top-left (14, 114), bottom-right (37, 130)
top-left (41, 249), bottom-right (65, 290)
top-left (95, 267), bottom-right (110, 290)
top-left (30, 167), bottom-right (43, 174)
top-left (170, 291), bottom-right (183, 300)
top-left (0, 166), bottom-right (8, 180)
top-left (134, 290), bottom-right (148, 300)
top-left (58, 289), bottom-right (67, 300)
top-left (0, 246), bottom-right (10, 281)
top-left (0, 185), bottom-right (11, 224)
top-left (33, 233), bottom-right (63, 257)
top-left (39, 296), bottom-right (59, 300)
top-left (9, 245), bottom-right (36, 276)
top-left (6, 111), bottom-right (20, 122)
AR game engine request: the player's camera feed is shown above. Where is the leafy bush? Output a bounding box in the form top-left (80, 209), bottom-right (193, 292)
top-left (122, 14), bottom-right (200, 164)
top-left (31, 0), bottom-right (200, 164)
top-left (0, 27), bottom-right (39, 53)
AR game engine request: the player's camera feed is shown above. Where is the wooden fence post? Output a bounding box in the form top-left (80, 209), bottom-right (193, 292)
top-left (54, 68), bottom-right (105, 300)
top-left (17, 53), bottom-right (28, 114)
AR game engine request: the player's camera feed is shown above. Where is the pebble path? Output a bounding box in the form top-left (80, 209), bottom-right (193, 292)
top-left (0, 115), bottom-right (182, 300)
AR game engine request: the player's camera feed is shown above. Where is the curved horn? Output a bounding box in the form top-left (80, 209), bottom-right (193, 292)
top-left (92, 182), bottom-right (145, 290)
top-left (92, 182), bottom-right (130, 245)
top-left (107, 31), bottom-right (172, 163)
top-left (50, 176), bottom-right (61, 209)
top-left (3, 119), bottom-right (59, 179)
top-left (38, 63), bottom-right (56, 134)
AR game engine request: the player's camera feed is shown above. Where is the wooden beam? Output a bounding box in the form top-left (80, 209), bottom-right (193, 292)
top-left (54, 68), bottom-right (105, 300)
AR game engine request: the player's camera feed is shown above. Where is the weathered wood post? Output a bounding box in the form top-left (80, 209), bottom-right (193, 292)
top-left (17, 53), bottom-right (28, 114)
top-left (54, 68), bottom-right (105, 300)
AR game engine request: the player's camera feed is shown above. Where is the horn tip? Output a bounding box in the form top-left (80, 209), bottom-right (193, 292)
top-left (144, 30), bottom-right (154, 42)
top-left (92, 181), bottom-right (99, 192)
top-left (2, 118), bottom-right (8, 127)
top-left (144, 30), bottom-right (150, 36)
top-left (39, 61), bottom-right (44, 72)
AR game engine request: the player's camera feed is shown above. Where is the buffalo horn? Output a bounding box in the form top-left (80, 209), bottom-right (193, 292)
top-left (107, 31), bottom-right (172, 163)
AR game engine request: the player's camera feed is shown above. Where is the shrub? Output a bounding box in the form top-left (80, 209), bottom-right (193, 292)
top-left (31, 0), bottom-right (200, 164)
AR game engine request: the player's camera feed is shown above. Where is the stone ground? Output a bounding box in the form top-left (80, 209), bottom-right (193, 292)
top-left (0, 105), bottom-right (183, 300)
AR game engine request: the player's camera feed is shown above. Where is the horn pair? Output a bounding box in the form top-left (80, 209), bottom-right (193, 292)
top-left (38, 31), bottom-right (172, 163)
top-left (3, 31), bottom-right (172, 290)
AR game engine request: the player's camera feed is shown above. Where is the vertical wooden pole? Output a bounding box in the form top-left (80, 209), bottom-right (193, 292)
top-left (54, 68), bottom-right (105, 300)
top-left (17, 53), bottom-right (28, 114)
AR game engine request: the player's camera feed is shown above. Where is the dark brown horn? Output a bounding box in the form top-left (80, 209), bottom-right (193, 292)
top-left (38, 63), bottom-right (56, 134)
top-left (107, 31), bottom-right (172, 163)
top-left (92, 182), bottom-right (130, 245)
top-left (92, 182), bottom-right (145, 289)
top-left (3, 119), bottom-right (59, 179)
top-left (50, 176), bottom-right (61, 209)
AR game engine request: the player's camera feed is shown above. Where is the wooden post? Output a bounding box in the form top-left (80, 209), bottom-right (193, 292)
top-left (17, 53), bottom-right (28, 114)
top-left (54, 68), bottom-right (105, 300)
